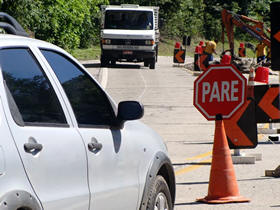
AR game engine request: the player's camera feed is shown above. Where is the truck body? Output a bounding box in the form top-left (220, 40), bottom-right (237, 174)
top-left (100, 4), bottom-right (160, 69)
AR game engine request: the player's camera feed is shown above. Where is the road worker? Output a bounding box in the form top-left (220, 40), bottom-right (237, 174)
top-left (266, 47), bottom-right (271, 62)
top-left (255, 42), bottom-right (266, 64)
top-left (194, 41), bottom-right (204, 71)
top-left (204, 39), bottom-right (218, 62)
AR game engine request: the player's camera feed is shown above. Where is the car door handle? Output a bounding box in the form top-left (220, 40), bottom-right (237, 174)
top-left (88, 142), bottom-right (103, 151)
top-left (24, 142), bottom-right (43, 153)
top-left (88, 138), bottom-right (102, 152)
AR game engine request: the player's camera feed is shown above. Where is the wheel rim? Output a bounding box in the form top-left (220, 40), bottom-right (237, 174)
top-left (154, 192), bottom-right (169, 210)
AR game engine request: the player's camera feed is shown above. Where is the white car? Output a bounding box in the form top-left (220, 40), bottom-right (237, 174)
top-left (0, 13), bottom-right (175, 210)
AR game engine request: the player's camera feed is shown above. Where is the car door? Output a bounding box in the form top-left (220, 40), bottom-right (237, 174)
top-left (40, 49), bottom-right (140, 210)
top-left (0, 47), bottom-right (90, 210)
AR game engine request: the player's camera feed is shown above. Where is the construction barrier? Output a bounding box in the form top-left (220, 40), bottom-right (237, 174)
top-left (224, 99), bottom-right (257, 149)
top-left (220, 54), bottom-right (231, 64)
top-left (254, 84), bottom-right (280, 123)
top-left (195, 53), bottom-right (210, 71)
top-left (174, 42), bottom-right (181, 49)
top-left (173, 42), bottom-right (186, 64)
top-left (173, 49), bottom-right (186, 63)
top-left (194, 41), bottom-right (204, 71)
top-left (254, 66), bottom-right (269, 84)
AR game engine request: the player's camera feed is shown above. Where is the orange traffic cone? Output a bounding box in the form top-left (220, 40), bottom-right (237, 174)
top-left (197, 117), bottom-right (250, 203)
top-left (247, 67), bottom-right (255, 98)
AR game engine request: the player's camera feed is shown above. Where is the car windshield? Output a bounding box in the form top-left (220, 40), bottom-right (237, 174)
top-left (104, 10), bottom-right (153, 30)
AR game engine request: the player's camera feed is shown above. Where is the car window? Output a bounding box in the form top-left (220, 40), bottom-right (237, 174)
top-left (41, 49), bottom-right (116, 127)
top-left (0, 48), bottom-right (67, 126)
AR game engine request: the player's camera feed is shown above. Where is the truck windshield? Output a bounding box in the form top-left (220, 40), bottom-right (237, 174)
top-left (105, 10), bottom-right (153, 30)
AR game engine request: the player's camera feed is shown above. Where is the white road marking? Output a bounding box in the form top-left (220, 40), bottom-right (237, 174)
top-left (100, 68), bottom-right (108, 89)
top-left (137, 70), bottom-right (147, 101)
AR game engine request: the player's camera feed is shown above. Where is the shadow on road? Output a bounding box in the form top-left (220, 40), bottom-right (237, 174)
top-left (83, 62), bottom-right (142, 69)
top-left (258, 141), bottom-right (280, 145)
top-left (176, 201), bottom-right (248, 206)
top-left (108, 63), bottom-right (142, 69)
top-left (237, 177), bottom-right (275, 182)
top-left (83, 63), bottom-right (100, 68)
top-left (183, 141), bottom-right (213, 145)
top-left (175, 201), bottom-right (201, 206)
top-left (173, 162), bottom-right (211, 166)
top-left (271, 205), bottom-right (280, 208)
top-left (177, 181), bottom-right (209, 185)
top-left (176, 177), bottom-right (273, 186)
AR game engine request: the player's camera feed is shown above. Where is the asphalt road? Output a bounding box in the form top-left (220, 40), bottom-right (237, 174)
top-left (84, 56), bottom-right (280, 210)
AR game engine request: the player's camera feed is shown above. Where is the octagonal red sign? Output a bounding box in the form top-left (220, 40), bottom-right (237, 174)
top-left (194, 64), bottom-right (247, 120)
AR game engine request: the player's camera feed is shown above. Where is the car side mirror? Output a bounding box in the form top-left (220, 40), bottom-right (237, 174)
top-left (115, 101), bottom-right (144, 129)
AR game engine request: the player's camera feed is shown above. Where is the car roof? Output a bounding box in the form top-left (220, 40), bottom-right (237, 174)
top-left (0, 34), bottom-right (78, 62)
top-left (0, 34), bottom-right (63, 52)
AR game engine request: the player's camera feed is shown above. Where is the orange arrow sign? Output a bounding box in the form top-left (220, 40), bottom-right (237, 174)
top-left (258, 87), bottom-right (280, 120)
top-left (273, 31), bottom-right (280, 42)
top-left (196, 54), bottom-right (208, 71)
top-left (224, 100), bottom-right (256, 148)
top-left (175, 50), bottom-right (185, 63)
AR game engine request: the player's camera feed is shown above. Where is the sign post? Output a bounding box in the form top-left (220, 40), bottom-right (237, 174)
top-left (194, 64), bottom-right (249, 204)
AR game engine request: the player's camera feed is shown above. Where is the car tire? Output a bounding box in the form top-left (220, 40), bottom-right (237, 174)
top-left (146, 175), bottom-right (172, 210)
top-left (149, 57), bottom-right (156, 69)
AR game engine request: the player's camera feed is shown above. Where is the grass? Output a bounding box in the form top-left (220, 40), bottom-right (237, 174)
top-left (216, 40), bottom-right (257, 58)
top-left (71, 38), bottom-right (258, 61)
top-left (71, 47), bottom-right (101, 61)
top-left (158, 39), bottom-right (176, 56)
top-left (72, 38), bottom-right (184, 60)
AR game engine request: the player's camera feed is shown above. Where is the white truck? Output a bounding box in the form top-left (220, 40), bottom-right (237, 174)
top-left (100, 4), bottom-right (160, 69)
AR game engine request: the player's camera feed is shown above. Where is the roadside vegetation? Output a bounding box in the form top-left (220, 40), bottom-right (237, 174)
top-left (72, 38), bottom-right (257, 61)
top-left (72, 47), bottom-right (101, 61)
top-left (0, 0), bottom-right (273, 59)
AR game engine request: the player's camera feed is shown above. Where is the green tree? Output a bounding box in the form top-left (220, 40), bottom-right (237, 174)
top-left (161, 0), bottom-right (204, 38)
top-left (0, 0), bottom-right (275, 50)
top-left (80, 0), bottom-right (109, 48)
top-left (1, 0), bottom-right (108, 49)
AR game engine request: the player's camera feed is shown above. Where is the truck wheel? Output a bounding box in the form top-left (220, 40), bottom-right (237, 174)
top-left (146, 175), bottom-right (172, 210)
top-left (100, 55), bottom-right (109, 67)
top-left (144, 60), bottom-right (149, 67)
top-left (149, 57), bottom-right (156, 69)
top-left (111, 60), bottom-right (116, 65)
top-left (156, 46), bottom-right (158, 62)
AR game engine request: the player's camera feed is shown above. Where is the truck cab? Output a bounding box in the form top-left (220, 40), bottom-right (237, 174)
top-left (100, 4), bottom-right (159, 69)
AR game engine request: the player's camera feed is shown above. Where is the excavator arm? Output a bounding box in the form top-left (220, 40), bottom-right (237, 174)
top-left (221, 9), bottom-right (270, 55)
